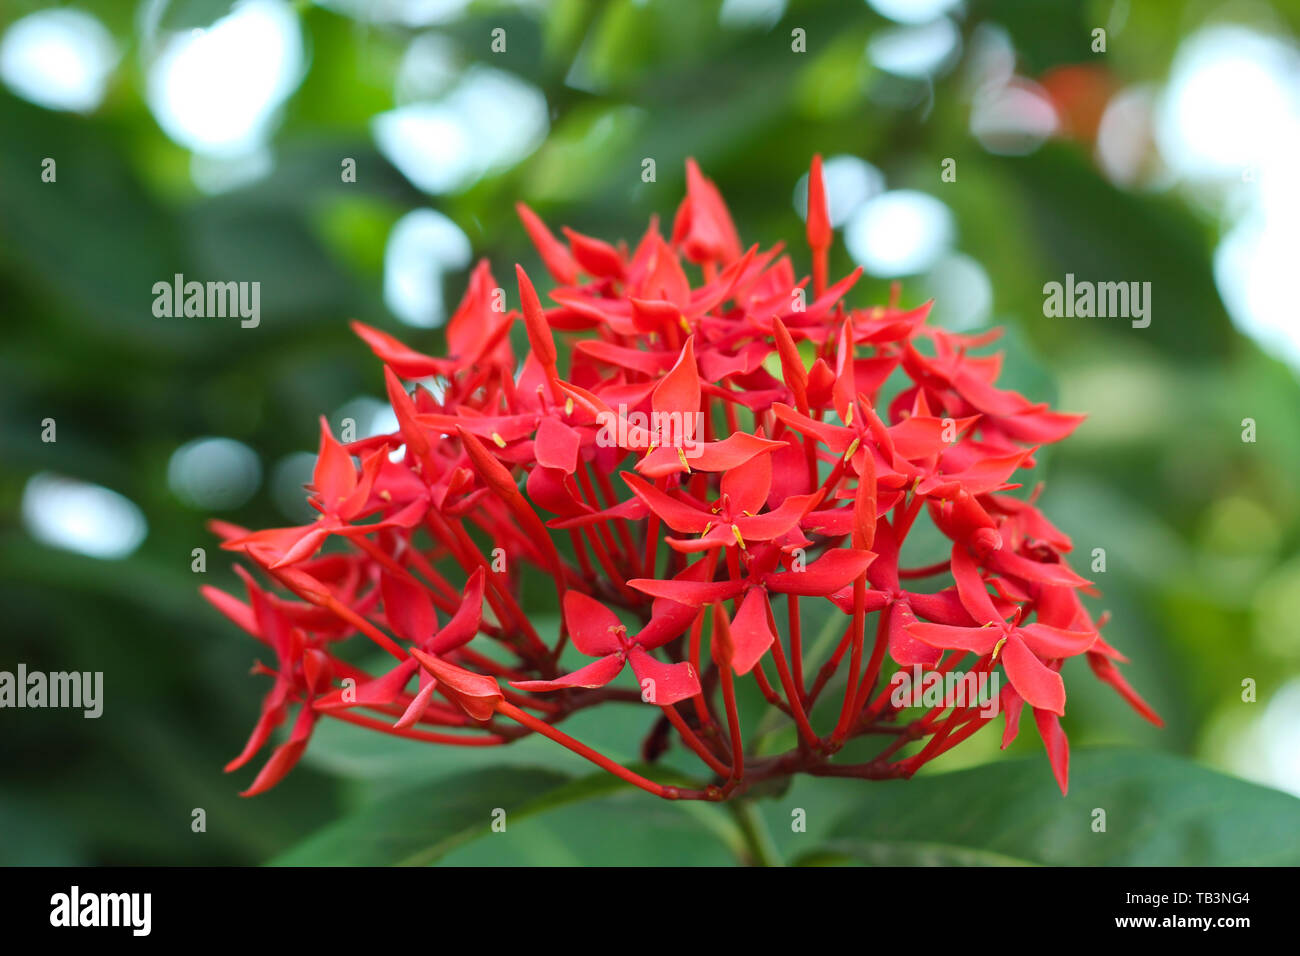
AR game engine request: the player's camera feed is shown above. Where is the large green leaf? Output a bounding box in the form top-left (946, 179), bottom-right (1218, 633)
top-left (808, 749), bottom-right (1300, 866)
top-left (434, 790), bottom-right (741, 866)
top-left (272, 765), bottom-right (720, 866)
top-left (272, 766), bottom-right (578, 866)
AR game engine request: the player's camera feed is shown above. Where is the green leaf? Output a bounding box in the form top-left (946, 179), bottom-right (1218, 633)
top-left (807, 749), bottom-right (1300, 866)
top-left (269, 765), bottom-right (685, 866)
top-left (435, 790), bottom-right (740, 866)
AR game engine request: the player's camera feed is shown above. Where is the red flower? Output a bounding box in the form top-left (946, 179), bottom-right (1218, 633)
top-left (203, 157), bottom-right (1159, 801)
top-left (511, 591), bottom-right (700, 705)
top-left (907, 544), bottom-right (1096, 715)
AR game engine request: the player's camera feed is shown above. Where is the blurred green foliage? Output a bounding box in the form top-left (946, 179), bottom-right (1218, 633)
top-left (2, 0), bottom-right (1298, 864)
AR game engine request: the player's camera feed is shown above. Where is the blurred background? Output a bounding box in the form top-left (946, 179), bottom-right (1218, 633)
top-left (2, 0), bottom-right (1299, 864)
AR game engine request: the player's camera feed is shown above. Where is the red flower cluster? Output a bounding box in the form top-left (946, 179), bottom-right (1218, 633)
top-left (204, 158), bottom-right (1160, 800)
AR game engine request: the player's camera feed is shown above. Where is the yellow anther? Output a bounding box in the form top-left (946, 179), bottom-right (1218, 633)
top-left (564, 397), bottom-right (574, 416)
top-left (844, 405), bottom-right (854, 426)
top-left (991, 636), bottom-right (1008, 660)
top-left (491, 432), bottom-right (507, 448)
top-left (844, 437), bottom-right (860, 460)
top-left (731, 524), bottom-right (746, 550)
top-left (677, 447), bottom-right (692, 473)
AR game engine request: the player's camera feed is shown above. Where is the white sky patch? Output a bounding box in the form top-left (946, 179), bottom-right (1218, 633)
top-left (383, 209), bottom-right (472, 327)
top-left (395, 32), bottom-right (460, 104)
top-left (719, 0), bottom-right (787, 30)
top-left (1211, 677), bottom-right (1300, 798)
top-left (374, 65), bottom-right (548, 195)
top-left (845, 189), bottom-right (954, 277)
top-left (316, 0), bottom-right (471, 27)
top-left (146, 0), bottom-right (303, 158)
top-left (1152, 26), bottom-right (1300, 372)
top-left (1215, 212), bottom-right (1300, 370)
top-left (868, 18), bottom-right (961, 79)
top-left (22, 473), bottom-right (147, 560)
top-left (0, 9), bottom-right (117, 113)
top-left (1156, 26), bottom-right (1300, 181)
top-left (866, 0), bottom-right (963, 26)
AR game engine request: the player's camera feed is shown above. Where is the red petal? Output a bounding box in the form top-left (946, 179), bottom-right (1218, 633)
top-left (766, 548), bottom-right (875, 596)
top-left (225, 706), bottom-right (284, 772)
top-left (239, 737), bottom-right (309, 797)
top-left (888, 602), bottom-right (944, 667)
top-left (622, 472), bottom-right (712, 533)
top-left (393, 674), bottom-right (440, 730)
top-left (201, 586), bottom-right (258, 637)
top-left (771, 402), bottom-right (854, 452)
top-left (720, 446), bottom-right (772, 516)
top-left (636, 431), bottom-right (784, 478)
top-left (905, 588), bottom-right (974, 626)
top-left (1000, 684), bottom-right (1024, 749)
top-left (1016, 622), bottom-right (1096, 659)
top-left (907, 621), bottom-right (1001, 656)
top-left (511, 653), bottom-right (625, 692)
top-left (987, 548), bottom-right (1091, 588)
top-left (515, 264), bottom-right (558, 370)
top-left (1033, 707), bottom-right (1070, 795)
top-left (626, 646), bottom-right (701, 704)
top-left (533, 417), bottom-right (581, 473)
top-left (727, 588), bottom-right (775, 675)
top-left (949, 543), bottom-right (1002, 625)
top-left (1000, 636), bottom-right (1066, 716)
top-left (350, 320), bottom-right (444, 378)
top-left (562, 591), bottom-right (626, 657)
top-left (381, 570), bottom-right (436, 644)
top-left (627, 577), bottom-right (744, 606)
top-left (853, 455), bottom-right (877, 550)
top-left (314, 659), bottom-right (417, 710)
top-left (563, 226), bottom-right (624, 279)
top-left (652, 336), bottom-right (701, 421)
top-left (313, 418), bottom-right (357, 510)
top-left (384, 365), bottom-right (431, 459)
top-left (429, 568), bottom-right (486, 653)
top-left (734, 491), bottom-right (823, 542)
top-left (408, 647), bottom-right (502, 721)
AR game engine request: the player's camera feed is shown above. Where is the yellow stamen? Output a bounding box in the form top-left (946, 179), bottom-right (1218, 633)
top-left (677, 447), bottom-right (691, 473)
top-left (731, 524), bottom-right (746, 550)
top-left (564, 397), bottom-right (574, 416)
top-left (991, 636), bottom-right (1008, 660)
top-left (491, 432), bottom-right (507, 448)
